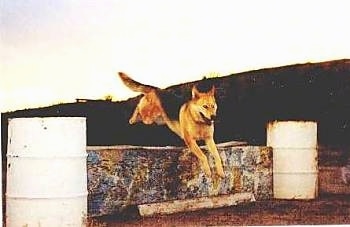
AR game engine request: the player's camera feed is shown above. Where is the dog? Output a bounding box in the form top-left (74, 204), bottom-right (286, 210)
top-left (118, 72), bottom-right (224, 178)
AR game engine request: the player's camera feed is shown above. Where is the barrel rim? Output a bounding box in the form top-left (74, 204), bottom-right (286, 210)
top-left (267, 120), bottom-right (318, 124)
top-left (8, 117), bottom-right (86, 121)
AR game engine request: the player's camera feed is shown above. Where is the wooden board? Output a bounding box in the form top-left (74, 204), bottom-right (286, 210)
top-left (138, 192), bottom-right (256, 217)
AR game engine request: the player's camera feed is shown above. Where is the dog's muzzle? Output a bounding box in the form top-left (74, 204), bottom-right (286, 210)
top-left (200, 112), bottom-right (215, 125)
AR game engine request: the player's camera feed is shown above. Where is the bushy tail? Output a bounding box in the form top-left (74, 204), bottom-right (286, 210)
top-left (118, 72), bottom-right (157, 93)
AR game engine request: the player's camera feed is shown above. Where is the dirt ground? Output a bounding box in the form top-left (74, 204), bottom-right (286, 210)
top-left (87, 193), bottom-right (350, 226)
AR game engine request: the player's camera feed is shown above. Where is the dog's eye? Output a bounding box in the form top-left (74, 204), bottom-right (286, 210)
top-left (203, 105), bottom-right (209, 109)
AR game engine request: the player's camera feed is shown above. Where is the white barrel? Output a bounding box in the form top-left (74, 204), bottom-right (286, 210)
top-left (267, 121), bottom-right (318, 199)
top-left (6, 117), bottom-right (87, 227)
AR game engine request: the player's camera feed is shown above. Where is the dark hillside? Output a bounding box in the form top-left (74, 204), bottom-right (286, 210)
top-left (165, 59), bottom-right (350, 146)
top-left (2, 59), bottom-right (350, 151)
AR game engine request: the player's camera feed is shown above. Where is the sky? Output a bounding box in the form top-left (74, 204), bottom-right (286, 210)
top-left (1, 0), bottom-right (350, 112)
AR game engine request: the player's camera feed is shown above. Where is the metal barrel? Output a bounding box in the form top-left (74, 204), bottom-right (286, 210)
top-left (6, 117), bottom-right (87, 227)
top-left (267, 121), bottom-right (318, 199)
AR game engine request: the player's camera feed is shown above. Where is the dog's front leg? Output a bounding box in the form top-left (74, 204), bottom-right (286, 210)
top-left (205, 138), bottom-right (225, 178)
top-left (184, 136), bottom-right (212, 177)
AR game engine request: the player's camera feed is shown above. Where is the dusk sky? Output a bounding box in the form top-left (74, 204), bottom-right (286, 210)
top-left (1, 0), bottom-right (349, 111)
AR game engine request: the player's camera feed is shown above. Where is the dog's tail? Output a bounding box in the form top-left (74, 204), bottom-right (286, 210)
top-left (118, 72), bottom-right (157, 93)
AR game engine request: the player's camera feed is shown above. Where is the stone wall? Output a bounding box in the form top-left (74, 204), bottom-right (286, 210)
top-left (87, 142), bottom-right (273, 217)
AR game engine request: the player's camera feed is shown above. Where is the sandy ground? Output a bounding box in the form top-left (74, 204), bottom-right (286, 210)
top-left (87, 193), bottom-right (350, 226)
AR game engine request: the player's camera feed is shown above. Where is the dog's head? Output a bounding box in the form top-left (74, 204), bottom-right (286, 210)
top-left (191, 85), bottom-right (217, 125)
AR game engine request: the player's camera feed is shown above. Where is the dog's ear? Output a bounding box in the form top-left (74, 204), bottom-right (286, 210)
top-left (209, 86), bottom-right (215, 95)
top-left (192, 86), bottom-right (201, 99)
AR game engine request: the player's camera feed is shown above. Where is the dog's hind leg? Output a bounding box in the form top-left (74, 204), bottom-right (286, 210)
top-left (184, 136), bottom-right (212, 177)
top-left (205, 138), bottom-right (225, 178)
top-left (129, 106), bottom-right (141, 124)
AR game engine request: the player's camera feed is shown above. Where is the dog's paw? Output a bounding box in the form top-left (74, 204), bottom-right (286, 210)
top-left (217, 168), bottom-right (225, 178)
top-left (204, 170), bottom-right (212, 178)
top-left (202, 163), bottom-right (212, 178)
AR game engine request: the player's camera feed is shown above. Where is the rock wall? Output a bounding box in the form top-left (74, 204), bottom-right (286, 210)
top-left (87, 142), bottom-right (272, 217)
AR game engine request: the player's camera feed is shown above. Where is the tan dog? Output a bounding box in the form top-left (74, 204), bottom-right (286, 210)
top-left (118, 72), bottom-right (224, 177)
